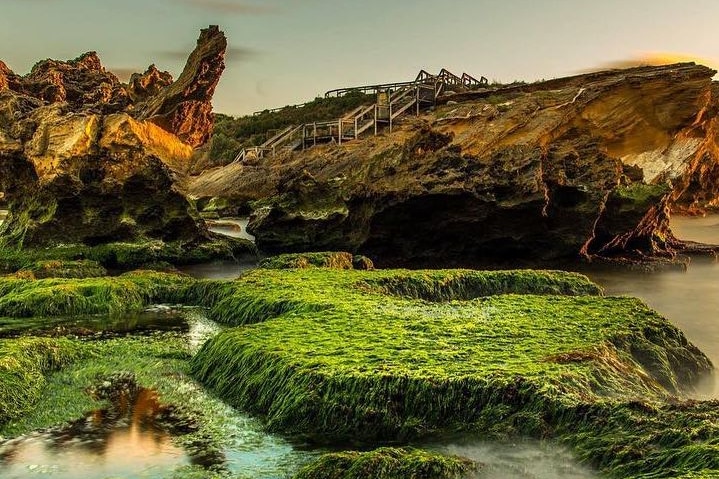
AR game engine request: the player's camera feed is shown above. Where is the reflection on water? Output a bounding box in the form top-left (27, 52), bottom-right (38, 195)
top-left (178, 258), bottom-right (258, 280)
top-left (425, 438), bottom-right (596, 479)
top-left (207, 217), bottom-right (255, 242)
top-left (0, 209), bottom-right (6, 226)
top-left (581, 214), bottom-right (719, 398)
top-left (0, 387), bottom-right (191, 479)
top-left (0, 307), bottom-right (192, 338)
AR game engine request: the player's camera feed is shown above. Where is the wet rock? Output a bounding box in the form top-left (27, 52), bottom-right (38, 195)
top-left (294, 448), bottom-right (479, 479)
top-left (259, 251), bottom-right (373, 270)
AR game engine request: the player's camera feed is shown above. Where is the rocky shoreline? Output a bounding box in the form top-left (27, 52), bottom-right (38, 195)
top-left (189, 63), bottom-right (719, 268)
top-left (2, 25), bottom-right (719, 479)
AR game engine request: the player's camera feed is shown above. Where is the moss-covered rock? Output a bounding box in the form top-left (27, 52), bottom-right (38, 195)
top-left (13, 259), bottom-right (107, 279)
top-left (0, 235), bottom-right (256, 273)
top-left (259, 251), bottom-right (374, 270)
top-left (0, 270), bottom-right (192, 317)
top-left (189, 267), bottom-right (717, 478)
top-left (293, 447), bottom-right (477, 479)
top-left (0, 337), bottom-right (85, 425)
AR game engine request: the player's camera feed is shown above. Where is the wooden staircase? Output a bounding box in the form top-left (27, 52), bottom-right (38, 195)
top-left (233, 68), bottom-right (487, 163)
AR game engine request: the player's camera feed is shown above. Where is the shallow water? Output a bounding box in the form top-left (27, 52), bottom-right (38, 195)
top-left (207, 217), bottom-right (255, 242)
top-left (177, 258), bottom-right (258, 280)
top-left (425, 438), bottom-right (596, 479)
top-left (0, 309), bottom-right (320, 479)
top-left (581, 214), bottom-right (719, 397)
top-left (0, 388), bottom-right (190, 479)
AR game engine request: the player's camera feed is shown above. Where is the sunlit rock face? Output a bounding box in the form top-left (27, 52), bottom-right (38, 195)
top-left (0, 26), bottom-right (226, 248)
top-left (189, 63), bottom-right (719, 265)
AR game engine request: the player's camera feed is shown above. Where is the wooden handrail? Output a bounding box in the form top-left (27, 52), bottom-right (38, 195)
top-left (236, 68), bottom-right (489, 161)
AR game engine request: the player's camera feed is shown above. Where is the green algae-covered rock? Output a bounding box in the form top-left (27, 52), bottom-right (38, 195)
top-left (259, 251), bottom-right (374, 270)
top-left (294, 447), bottom-right (477, 479)
top-left (14, 259), bottom-right (107, 279)
top-left (0, 236), bottom-right (256, 274)
top-left (189, 267), bottom-right (718, 478)
top-left (0, 338), bottom-right (85, 426)
top-left (0, 270), bottom-right (193, 317)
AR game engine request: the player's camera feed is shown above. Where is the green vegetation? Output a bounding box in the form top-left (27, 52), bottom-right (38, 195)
top-left (1, 261), bottom-right (717, 478)
top-left (611, 183), bottom-right (672, 211)
top-left (0, 271), bottom-right (193, 317)
top-left (294, 447), bottom-right (476, 479)
top-left (189, 267), bottom-right (718, 478)
top-left (0, 236), bottom-right (256, 273)
top-left (259, 251), bottom-right (374, 270)
top-left (0, 337), bottom-right (85, 426)
top-left (13, 259), bottom-right (107, 279)
top-left (210, 92), bottom-right (373, 166)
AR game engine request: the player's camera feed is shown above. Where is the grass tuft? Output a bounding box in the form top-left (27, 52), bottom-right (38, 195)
top-left (293, 447), bottom-right (477, 479)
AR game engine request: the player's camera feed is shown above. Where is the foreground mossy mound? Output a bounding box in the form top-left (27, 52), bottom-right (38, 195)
top-left (293, 447), bottom-right (477, 479)
top-left (190, 267), bottom-right (718, 478)
top-left (0, 338), bottom-right (85, 425)
top-left (0, 236), bottom-right (256, 274)
top-left (0, 271), bottom-right (192, 317)
top-left (259, 251), bottom-right (374, 270)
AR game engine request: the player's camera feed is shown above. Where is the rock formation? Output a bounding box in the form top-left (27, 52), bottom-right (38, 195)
top-left (0, 26), bottom-right (226, 248)
top-left (134, 26), bottom-right (227, 148)
top-left (189, 63), bottom-right (719, 266)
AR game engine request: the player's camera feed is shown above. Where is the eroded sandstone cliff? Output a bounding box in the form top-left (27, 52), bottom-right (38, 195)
top-left (0, 26), bottom-right (226, 248)
top-left (189, 63), bottom-right (719, 266)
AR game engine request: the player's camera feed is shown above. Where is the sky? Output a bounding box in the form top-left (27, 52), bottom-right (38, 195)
top-left (1, 0), bottom-right (718, 116)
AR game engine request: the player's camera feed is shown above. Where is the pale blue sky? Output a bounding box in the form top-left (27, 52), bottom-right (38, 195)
top-left (1, 0), bottom-right (717, 115)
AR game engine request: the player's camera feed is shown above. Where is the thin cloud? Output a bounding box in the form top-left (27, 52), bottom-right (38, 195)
top-left (157, 46), bottom-right (260, 63)
top-left (108, 67), bottom-right (143, 82)
top-left (176, 0), bottom-right (278, 14)
top-left (579, 52), bottom-right (719, 74)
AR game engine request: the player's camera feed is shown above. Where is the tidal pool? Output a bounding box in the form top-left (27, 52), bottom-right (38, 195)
top-left (423, 437), bottom-right (597, 479)
top-left (207, 217), bottom-right (255, 242)
top-left (0, 309), bottom-right (320, 479)
top-left (0, 387), bottom-right (191, 479)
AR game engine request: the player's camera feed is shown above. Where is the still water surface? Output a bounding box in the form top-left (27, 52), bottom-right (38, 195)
top-left (581, 215), bottom-right (719, 397)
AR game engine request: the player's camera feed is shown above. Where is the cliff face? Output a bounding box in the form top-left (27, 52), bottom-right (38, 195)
top-left (189, 63), bottom-right (719, 266)
top-left (0, 26), bottom-right (226, 248)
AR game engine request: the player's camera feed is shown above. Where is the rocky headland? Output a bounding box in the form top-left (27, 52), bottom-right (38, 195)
top-left (190, 63), bottom-right (719, 267)
top-left (0, 26), bottom-right (250, 269)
